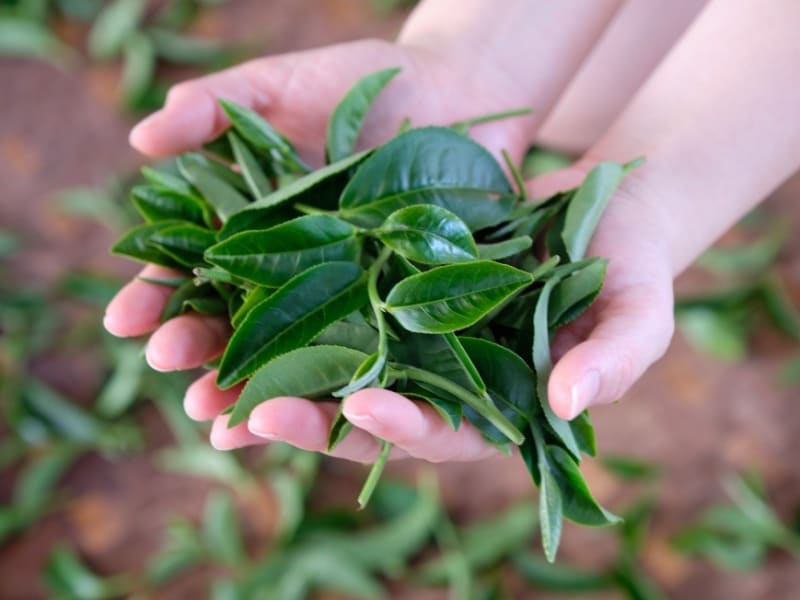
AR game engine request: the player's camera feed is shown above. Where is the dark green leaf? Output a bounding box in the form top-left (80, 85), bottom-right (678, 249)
top-left (376, 204), bottom-right (477, 264)
top-left (206, 215), bottom-right (359, 287)
top-left (333, 351), bottom-right (386, 397)
top-left (111, 222), bottom-right (186, 268)
top-left (602, 455), bottom-right (661, 481)
top-left (339, 127), bottom-right (513, 231)
top-left (562, 162), bottom-right (625, 261)
top-left (313, 319), bottom-right (379, 354)
top-left (218, 262), bottom-right (368, 389)
top-left (326, 67), bottom-right (400, 162)
top-left (140, 166), bottom-right (194, 196)
top-left (385, 261), bottom-right (532, 334)
top-left (87, 0), bottom-right (146, 61)
top-left (546, 445), bottom-right (621, 526)
top-left (327, 406), bottom-right (354, 451)
top-left (231, 345), bottom-right (368, 426)
top-left (131, 185), bottom-right (209, 225)
top-left (150, 223), bottom-right (216, 268)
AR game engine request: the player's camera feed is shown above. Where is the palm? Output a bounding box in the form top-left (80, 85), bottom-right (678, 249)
top-left (109, 38), bottom-right (535, 464)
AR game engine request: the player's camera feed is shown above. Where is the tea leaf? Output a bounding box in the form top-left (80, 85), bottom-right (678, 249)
top-left (150, 223), bottom-right (217, 268)
top-left (228, 131), bottom-right (272, 198)
top-left (87, 0), bottom-right (146, 61)
top-left (546, 445), bottom-right (621, 526)
top-left (121, 32), bottom-right (155, 107)
top-left (513, 553), bottom-right (613, 592)
top-left (206, 215), bottom-right (360, 287)
top-left (539, 467), bottom-right (563, 563)
top-left (95, 341), bottom-right (145, 418)
top-left (339, 127), bottom-right (513, 231)
top-left (231, 345), bottom-right (368, 426)
top-left (131, 185), bottom-right (209, 225)
top-left (477, 236), bottom-right (532, 260)
top-left (148, 27), bottom-right (233, 66)
top-left (178, 155), bottom-right (250, 222)
top-left (532, 276), bottom-right (581, 457)
top-left (0, 17), bottom-right (74, 66)
top-left (677, 307), bottom-right (747, 361)
top-left (326, 67), bottom-right (400, 162)
top-left (111, 223), bottom-right (184, 268)
top-left (141, 166), bottom-right (194, 196)
top-left (43, 547), bottom-right (110, 600)
top-left (220, 151), bottom-right (370, 237)
top-left (219, 99), bottom-right (310, 174)
top-left (562, 162), bottom-right (626, 261)
top-left (375, 204), bottom-right (477, 265)
top-left (218, 262), bottom-right (368, 389)
top-left (385, 261), bottom-right (533, 334)
top-left (549, 259), bottom-right (607, 327)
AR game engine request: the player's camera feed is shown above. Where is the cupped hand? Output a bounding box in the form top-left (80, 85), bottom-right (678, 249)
top-left (105, 38), bottom-right (536, 464)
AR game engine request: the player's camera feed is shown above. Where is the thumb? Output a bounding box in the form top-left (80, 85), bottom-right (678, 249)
top-left (547, 275), bottom-right (675, 420)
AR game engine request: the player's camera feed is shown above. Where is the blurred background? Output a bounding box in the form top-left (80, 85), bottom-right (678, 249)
top-left (1, 1), bottom-right (799, 598)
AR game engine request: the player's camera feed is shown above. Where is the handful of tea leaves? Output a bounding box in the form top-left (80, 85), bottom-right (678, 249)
top-left (112, 67), bottom-right (639, 560)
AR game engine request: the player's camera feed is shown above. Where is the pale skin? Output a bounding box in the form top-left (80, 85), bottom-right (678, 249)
top-left (104, 0), bottom-right (800, 464)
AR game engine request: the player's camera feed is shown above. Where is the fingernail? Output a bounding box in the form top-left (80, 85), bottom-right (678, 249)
top-left (129, 112), bottom-right (160, 146)
top-left (344, 412), bottom-right (380, 430)
top-left (248, 427), bottom-right (282, 441)
top-left (569, 369), bottom-right (600, 418)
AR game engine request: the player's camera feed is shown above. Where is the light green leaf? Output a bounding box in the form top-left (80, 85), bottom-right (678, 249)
top-left (228, 131), bottom-right (272, 199)
top-left (326, 67), bottom-right (400, 162)
top-left (202, 490), bottom-right (244, 565)
top-left (178, 155), bottom-right (250, 223)
top-left (476, 236), bottom-right (532, 260)
top-left (87, 0), bottom-right (146, 61)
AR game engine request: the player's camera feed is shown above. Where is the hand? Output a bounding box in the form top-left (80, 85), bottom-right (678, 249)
top-left (105, 38), bottom-right (538, 465)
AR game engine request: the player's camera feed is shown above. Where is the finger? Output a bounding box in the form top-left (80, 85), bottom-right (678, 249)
top-left (129, 57), bottom-right (282, 157)
top-left (184, 370), bottom-right (243, 422)
top-left (343, 389), bottom-right (499, 463)
top-left (548, 279), bottom-right (674, 420)
top-left (145, 314), bottom-right (229, 372)
top-left (103, 265), bottom-right (186, 337)
top-left (245, 397), bottom-right (403, 463)
top-left (525, 163), bottom-right (589, 200)
top-left (210, 413), bottom-right (267, 450)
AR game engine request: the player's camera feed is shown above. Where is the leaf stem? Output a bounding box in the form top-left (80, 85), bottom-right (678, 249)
top-left (397, 365), bottom-right (524, 445)
top-left (358, 439), bottom-right (393, 508)
top-left (451, 107), bottom-right (532, 130)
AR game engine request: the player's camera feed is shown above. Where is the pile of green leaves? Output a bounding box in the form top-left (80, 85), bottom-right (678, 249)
top-left (0, 0), bottom-right (237, 110)
top-left (112, 67), bottom-right (640, 561)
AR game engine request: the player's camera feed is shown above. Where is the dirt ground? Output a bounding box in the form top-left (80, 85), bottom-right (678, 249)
top-left (1, 1), bottom-right (799, 599)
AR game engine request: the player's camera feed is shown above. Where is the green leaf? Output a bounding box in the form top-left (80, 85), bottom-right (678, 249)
top-left (203, 490), bottom-right (245, 565)
top-left (160, 279), bottom-right (208, 322)
top-left (140, 165), bottom-right (194, 196)
top-left (546, 445), bottom-right (621, 526)
top-left (228, 131), bottom-right (272, 199)
top-left (602, 455), bottom-right (661, 481)
top-left (87, 0), bottom-right (146, 61)
top-left (218, 262), bottom-right (368, 389)
top-left (23, 379), bottom-right (102, 444)
top-left (230, 287), bottom-right (272, 329)
top-left (219, 99), bottom-right (310, 173)
top-left (231, 345), bottom-right (368, 426)
top-left (206, 215), bottom-right (360, 287)
top-left (220, 151), bottom-right (370, 238)
top-left (313, 320), bottom-right (379, 354)
top-left (476, 236), bottom-right (532, 260)
top-left (333, 351), bottom-right (386, 398)
top-left (131, 185), bottom-right (209, 225)
top-left (539, 467), bottom-right (563, 563)
top-left (95, 341), bottom-right (145, 418)
top-left (759, 274), bottom-right (800, 340)
top-left (178, 155), bottom-right (250, 223)
top-left (561, 162), bottom-right (626, 261)
top-left (110, 222), bottom-right (184, 268)
top-left (375, 204), bottom-right (477, 264)
top-left (549, 259), bottom-right (607, 327)
top-left (327, 406), bottom-right (354, 451)
top-left (458, 337), bottom-right (537, 444)
top-left (385, 261), bottom-right (533, 334)
top-left (15, 445), bottom-right (79, 522)
top-left (339, 127), bottom-right (513, 231)
top-left (532, 275), bottom-right (581, 457)
top-left (399, 382), bottom-right (462, 430)
top-left (326, 67), bottom-right (401, 162)
top-left (150, 223), bottom-right (216, 269)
